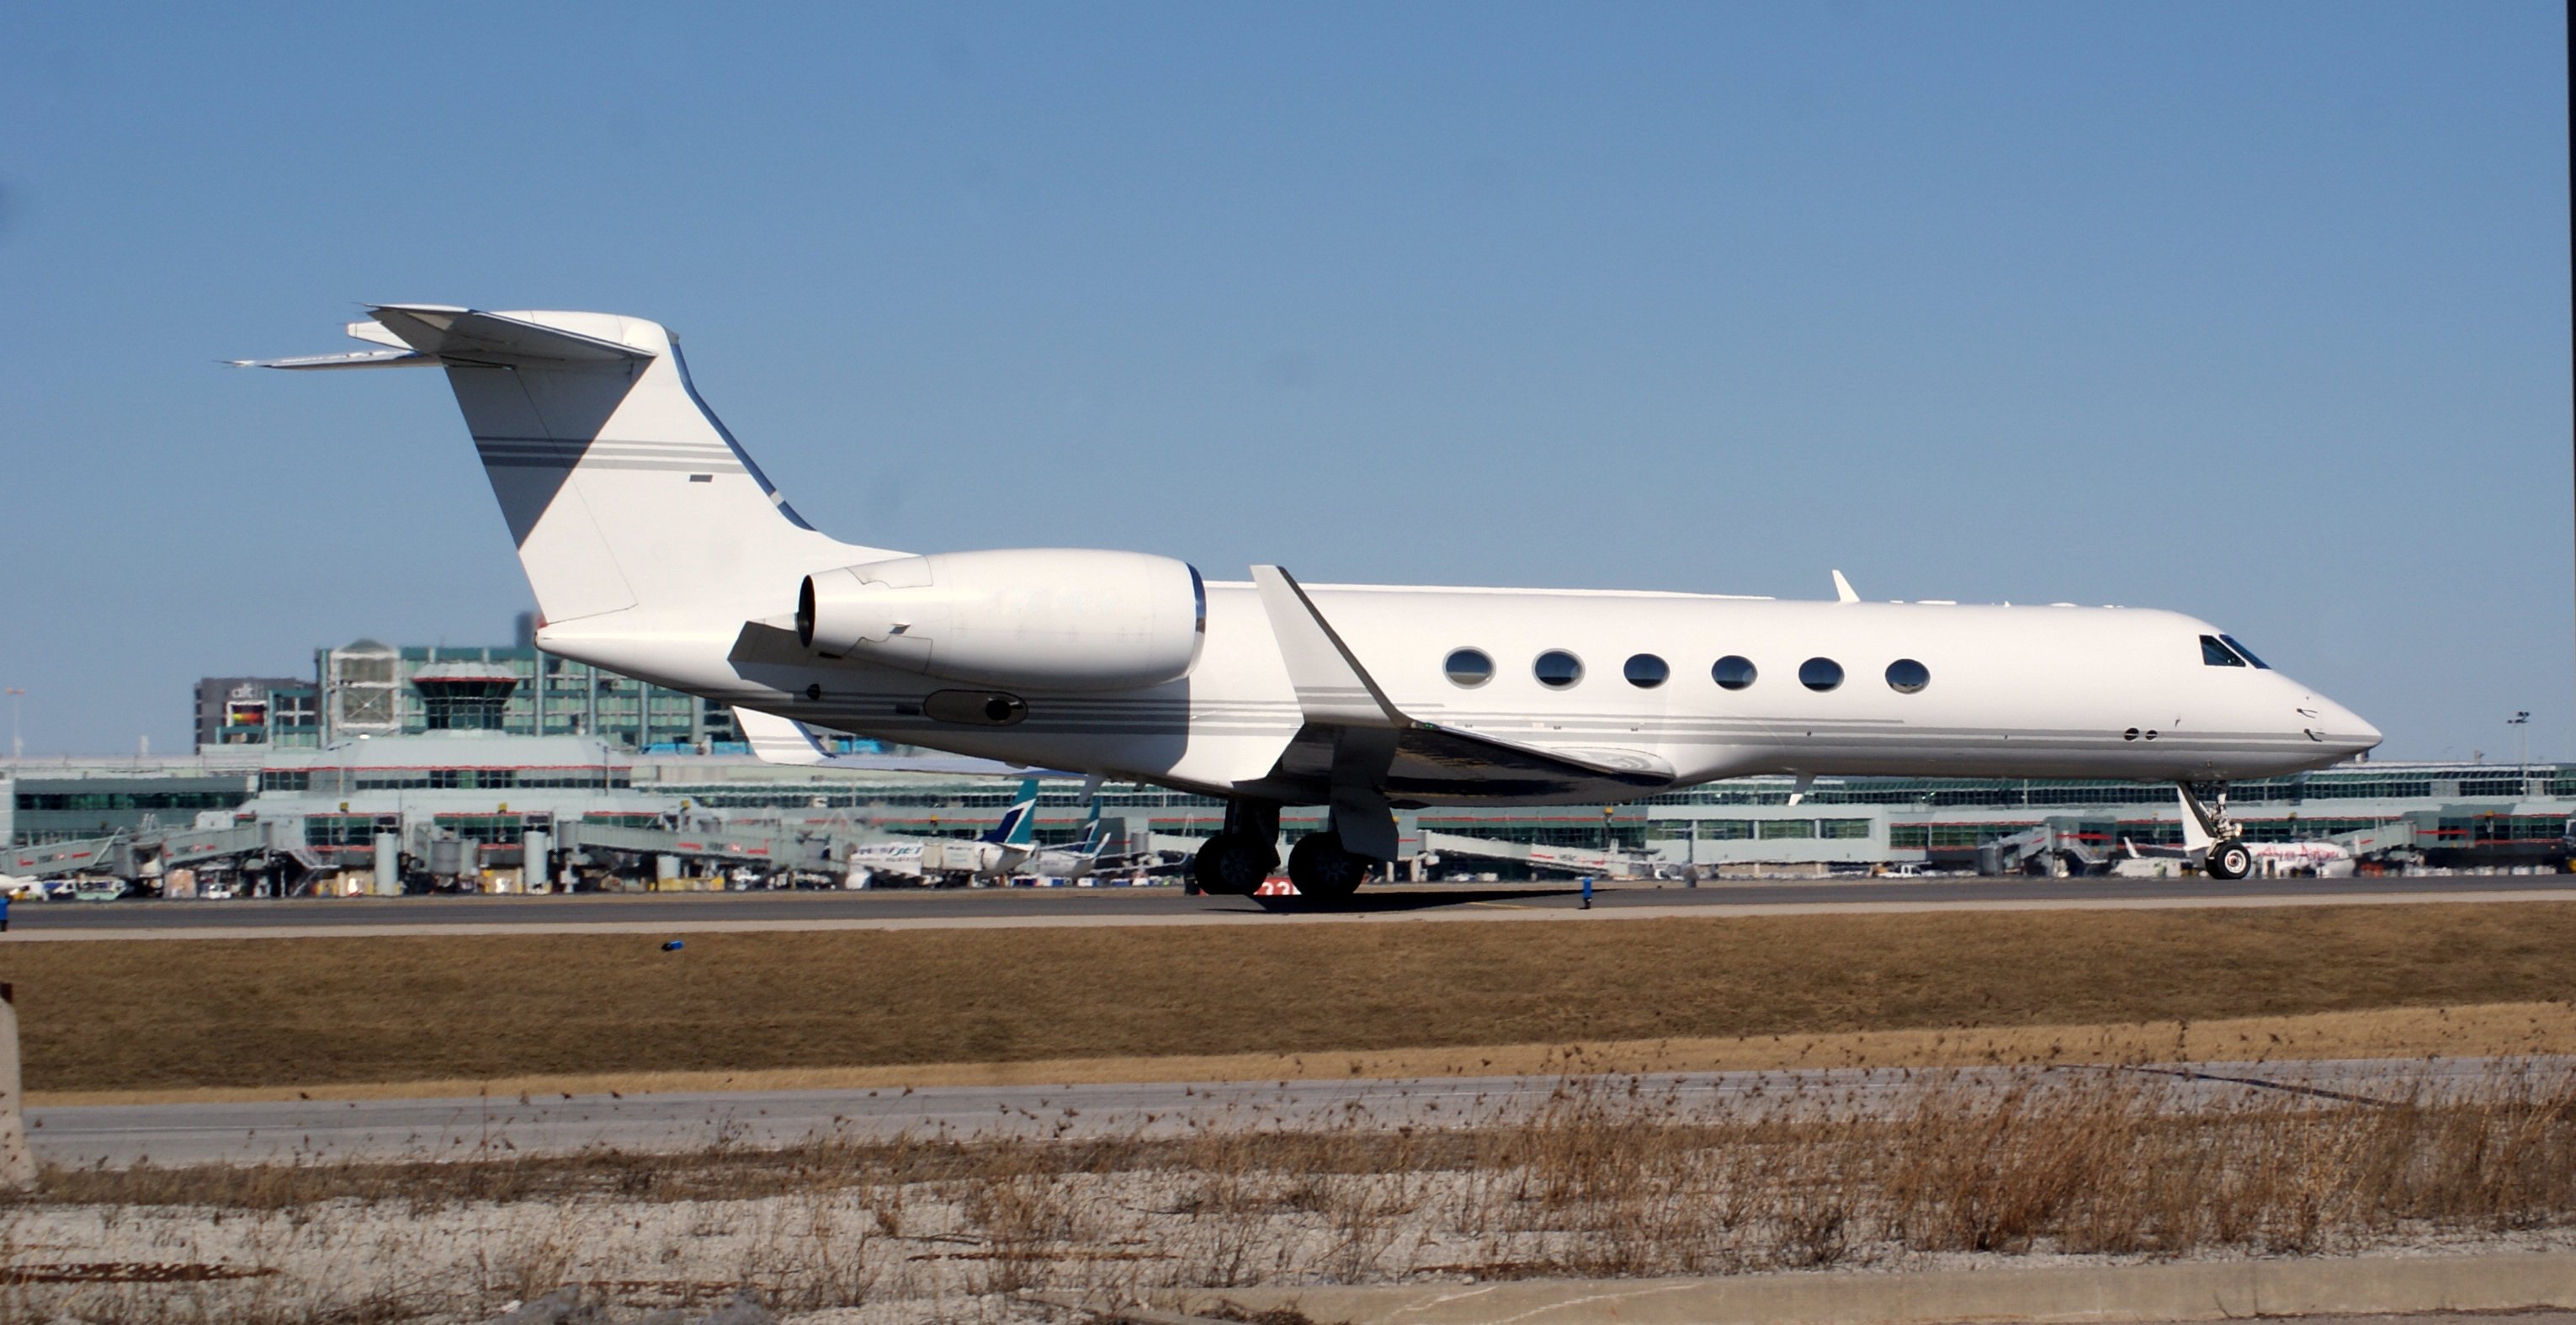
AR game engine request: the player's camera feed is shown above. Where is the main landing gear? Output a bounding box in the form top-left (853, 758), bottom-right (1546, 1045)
top-left (1190, 801), bottom-right (1383, 902)
top-left (1286, 829), bottom-right (1372, 902)
top-left (2181, 781), bottom-right (2255, 881)
top-left (1192, 801), bottom-right (1279, 897)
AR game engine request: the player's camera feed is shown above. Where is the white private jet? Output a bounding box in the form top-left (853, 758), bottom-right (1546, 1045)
top-left (242, 306), bottom-right (2382, 897)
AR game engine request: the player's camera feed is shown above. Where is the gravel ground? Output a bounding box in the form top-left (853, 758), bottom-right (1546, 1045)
top-left (7, 1173), bottom-right (2576, 1324)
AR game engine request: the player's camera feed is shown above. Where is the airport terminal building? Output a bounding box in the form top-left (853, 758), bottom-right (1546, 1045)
top-left (8, 732), bottom-right (2569, 890)
top-left (3, 630), bottom-right (2562, 890)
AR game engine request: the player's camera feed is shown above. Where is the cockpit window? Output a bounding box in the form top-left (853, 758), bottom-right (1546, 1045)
top-left (2219, 635), bottom-right (2271, 669)
top-left (2201, 635), bottom-right (2248, 668)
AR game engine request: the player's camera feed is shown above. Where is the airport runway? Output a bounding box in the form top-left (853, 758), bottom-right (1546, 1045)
top-left (26, 1057), bottom-right (2524, 1169)
top-left (5, 874), bottom-right (2573, 939)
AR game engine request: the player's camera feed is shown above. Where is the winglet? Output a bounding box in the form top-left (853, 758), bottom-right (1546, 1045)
top-left (1251, 566), bottom-right (1405, 728)
top-left (1831, 569), bottom-right (1859, 604)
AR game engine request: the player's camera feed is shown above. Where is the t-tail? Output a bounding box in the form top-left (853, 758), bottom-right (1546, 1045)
top-left (234, 306), bottom-right (897, 629)
top-left (981, 779), bottom-right (1043, 848)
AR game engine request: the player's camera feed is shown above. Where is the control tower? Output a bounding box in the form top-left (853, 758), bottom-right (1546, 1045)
top-left (412, 662), bottom-right (519, 732)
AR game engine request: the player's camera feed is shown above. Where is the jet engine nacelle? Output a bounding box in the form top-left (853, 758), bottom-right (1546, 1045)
top-left (798, 549), bottom-right (1206, 693)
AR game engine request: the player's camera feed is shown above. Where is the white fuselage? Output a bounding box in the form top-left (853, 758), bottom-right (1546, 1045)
top-left (252, 306), bottom-right (2382, 814)
top-left (544, 584), bottom-right (2379, 807)
top-left (847, 838), bottom-right (1026, 881)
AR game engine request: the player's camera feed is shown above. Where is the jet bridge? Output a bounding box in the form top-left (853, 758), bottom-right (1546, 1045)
top-left (1975, 819), bottom-right (2115, 876)
top-left (1417, 828), bottom-right (1678, 879)
top-left (557, 819), bottom-right (841, 871)
top-left (5, 836), bottom-right (125, 879)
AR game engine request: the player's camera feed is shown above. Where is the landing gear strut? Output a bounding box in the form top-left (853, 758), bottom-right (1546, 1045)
top-left (1192, 800), bottom-right (1280, 897)
top-left (2180, 781), bottom-right (2254, 881)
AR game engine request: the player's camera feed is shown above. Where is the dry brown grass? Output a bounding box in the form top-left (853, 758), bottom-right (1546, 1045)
top-left (33, 1002), bottom-right (2576, 1109)
top-left (7, 902), bottom-right (2576, 1094)
top-left (11, 1060), bottom-right (2576, 1324)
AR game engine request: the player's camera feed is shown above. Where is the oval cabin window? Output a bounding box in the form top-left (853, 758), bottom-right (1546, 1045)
top-left (1534, 651), bottom-right (1585, 689)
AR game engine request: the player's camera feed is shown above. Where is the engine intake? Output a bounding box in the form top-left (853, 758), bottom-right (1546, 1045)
top-left (798, 549), bottom-right (1205, 692)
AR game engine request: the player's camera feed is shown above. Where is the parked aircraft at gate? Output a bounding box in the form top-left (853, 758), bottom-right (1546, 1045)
top-left (242, 306), bottom-right (2381, 898)
top-left (846, 778), bottom-right (1042, 886)
top-left (2121, 789), bottom-right (2361, 880)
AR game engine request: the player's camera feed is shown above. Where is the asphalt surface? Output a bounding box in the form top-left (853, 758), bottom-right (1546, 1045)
top-left (9, 873), bottom-right (2574, 934)
top-left (27, 1057), bottom-right (2524, 1169)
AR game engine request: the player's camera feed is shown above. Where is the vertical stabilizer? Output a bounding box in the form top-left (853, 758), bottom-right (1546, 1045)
top-left (983, 778), bottom-right (1043, 848)
top-left (244, 306), bottom-right (900, 628)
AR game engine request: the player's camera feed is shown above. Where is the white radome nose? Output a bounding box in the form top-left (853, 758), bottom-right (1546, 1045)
top-left (2305, 694), bottom-right (2382, 758)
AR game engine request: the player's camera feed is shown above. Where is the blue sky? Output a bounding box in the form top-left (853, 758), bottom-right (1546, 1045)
top-left (2, 3), bottom-right (2567, 761)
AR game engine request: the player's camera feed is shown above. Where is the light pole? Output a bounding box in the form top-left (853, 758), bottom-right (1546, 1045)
top-left (3, 688), bottom-right (19, 765)
top-left (2510, 711), bottom-right (2531, 788)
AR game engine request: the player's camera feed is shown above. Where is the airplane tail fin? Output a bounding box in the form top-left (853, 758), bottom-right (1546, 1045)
top-left (982, 778), bottom-right (1043, 848)
top-left (1071, 800), bottom-right (1105, 856)
top-left (241, 306), bottom-right (898, 628)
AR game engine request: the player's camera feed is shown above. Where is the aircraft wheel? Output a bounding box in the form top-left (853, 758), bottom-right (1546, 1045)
top-left (2207, 840), bottom-right (2254, 881)
top-left (1288, 831), bottom-right (1371, 902)
top-left (1192, 834), bottom-right (1273, 896)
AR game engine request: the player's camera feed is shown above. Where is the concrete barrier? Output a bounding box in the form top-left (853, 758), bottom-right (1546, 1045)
top-left (1166, 1249), bottom-right (2576, 1324)
top-left (0, 983), bottom-right (34, 1188)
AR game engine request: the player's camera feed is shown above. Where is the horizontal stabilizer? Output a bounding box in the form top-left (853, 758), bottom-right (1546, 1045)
top-left (368, 305), bottom-right (651, 365)
top-left (234, 305), bottom-right (655, 372)
top-left (226, 349), bottom-right (434, 370)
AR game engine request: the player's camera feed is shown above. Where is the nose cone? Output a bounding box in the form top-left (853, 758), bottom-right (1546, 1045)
top-left (2303, 694), bottom-right (2382, 759)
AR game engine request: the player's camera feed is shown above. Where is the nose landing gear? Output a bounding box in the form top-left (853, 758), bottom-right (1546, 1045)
top-left (2181, 781), bottom-right (2253, 881)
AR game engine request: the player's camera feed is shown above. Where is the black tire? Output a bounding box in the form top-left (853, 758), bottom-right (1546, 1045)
top-left (1288, 831), bottom-right (1372, 901)
top-left (2207, 841), bottom-right (2255, 881)
top-left (1192, 833), bottom-right (1273, 896)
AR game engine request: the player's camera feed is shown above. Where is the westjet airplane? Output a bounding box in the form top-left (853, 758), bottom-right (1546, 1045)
top-left (843, 777), bottom-right (1043, 886)
top-left (242, 306), bottom-right (2381, 897)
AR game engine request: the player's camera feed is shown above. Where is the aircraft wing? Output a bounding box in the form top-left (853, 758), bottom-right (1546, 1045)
top-left (1251, 566), bottom-right (1675, 804)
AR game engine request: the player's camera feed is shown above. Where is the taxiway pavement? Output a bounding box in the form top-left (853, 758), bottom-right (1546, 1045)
top-left (25, 1057), bottom-right (2535, 1169)
top-left (6, 874), bottom-right (2573, 941)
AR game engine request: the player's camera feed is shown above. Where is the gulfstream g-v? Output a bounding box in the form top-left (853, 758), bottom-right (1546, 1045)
top-left (241, 306), bottom-right (2381, 896)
